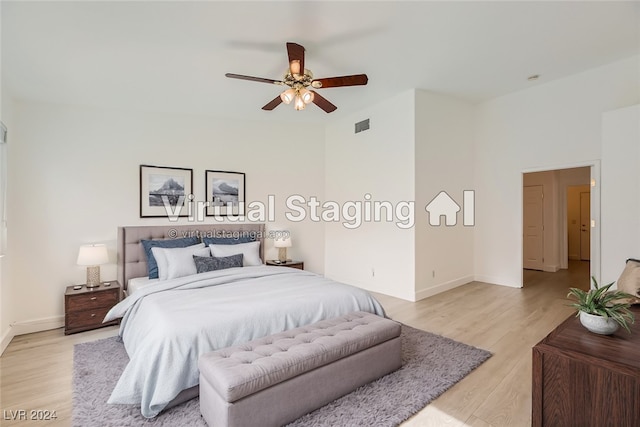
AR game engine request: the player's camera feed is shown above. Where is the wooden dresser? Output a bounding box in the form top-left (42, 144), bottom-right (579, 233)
top-left (532, 306), bottom-right (640, 427)
top-left (64, 281), bottom-right (121, 335)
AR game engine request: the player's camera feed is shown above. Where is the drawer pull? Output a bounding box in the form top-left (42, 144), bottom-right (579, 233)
top-left (90, 297), bottom-right (97, 301)
top-left (91, 313), bottom-right (96, 317)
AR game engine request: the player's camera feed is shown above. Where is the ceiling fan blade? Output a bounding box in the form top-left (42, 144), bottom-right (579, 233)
top-left (286, 42), bottom-right (305, 76)
top-left (225, 73), bottom-right (283, 85)
top-left (310, 91), bottom-right (337, 113)
top-left (262, 95), bottom-right (283, 111)
top-left (312, 74), bottom-right (368, 89)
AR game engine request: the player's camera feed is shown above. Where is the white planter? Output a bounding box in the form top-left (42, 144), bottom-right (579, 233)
top-left (579, 311), bottom-right (619, 335)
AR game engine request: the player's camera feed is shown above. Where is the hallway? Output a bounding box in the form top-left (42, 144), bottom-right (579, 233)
top-left (523, 260), bottom-right (590, 290)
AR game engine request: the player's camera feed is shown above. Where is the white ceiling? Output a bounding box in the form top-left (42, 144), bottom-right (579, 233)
top-left (2, 1), bottom-right (639, 124)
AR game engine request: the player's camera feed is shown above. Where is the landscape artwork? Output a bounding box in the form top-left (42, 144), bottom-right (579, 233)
top-left (148, 174), bottom-right (185, 207)
top-left (206, 170), bottom-right (245, 216)
top-left (140, 165), bottom-right (193, 217)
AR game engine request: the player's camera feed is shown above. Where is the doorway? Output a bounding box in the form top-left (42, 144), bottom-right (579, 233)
top-left (522, 167), bottom-right (593, 286)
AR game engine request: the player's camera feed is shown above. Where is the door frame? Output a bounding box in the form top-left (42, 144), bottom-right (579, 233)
top-left (520, 160), bottom-right (600, 287)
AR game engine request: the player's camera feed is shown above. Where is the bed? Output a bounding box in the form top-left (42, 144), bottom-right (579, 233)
top-left (105, 224), bottom-right (386, 418)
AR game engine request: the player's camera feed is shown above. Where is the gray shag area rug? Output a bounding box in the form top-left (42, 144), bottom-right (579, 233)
top-left (73, 325), bottom-right (491, 427)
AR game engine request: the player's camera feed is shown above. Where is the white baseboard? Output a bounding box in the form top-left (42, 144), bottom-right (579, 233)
top-left (543, 264), bottom-right (560, 273)
top-left (9, 315), bottom-right (64, 337)
top-left (474, 274), bottom-right (522, 288)
top-left (1, 316), bottom-right (65, 356)
top-left (414, 275), bottom-right (474, 301)
top-left (0, 326), bottom-right (15, 356)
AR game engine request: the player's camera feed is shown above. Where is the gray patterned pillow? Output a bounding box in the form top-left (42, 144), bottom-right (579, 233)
top-left (193, 254), bottom-right (244, 273)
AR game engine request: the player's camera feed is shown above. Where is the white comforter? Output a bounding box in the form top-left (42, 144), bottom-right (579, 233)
top-left (103, 266), bottom-right (386, 418)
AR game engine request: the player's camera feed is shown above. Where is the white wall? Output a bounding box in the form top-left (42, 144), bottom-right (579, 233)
top-left (324, 90), bottom-right (416, 301)
top-left (324, 89), bottom-right (475, 302)
top-left (601, 104), bottom-right (640, 286)
top-left (474, 55), bottom-right (640, 287)
top-left (414, 90), bottom-right (474, 299)
top-left (0, 64), bottom-right (14, 353)
top-left (5, 100), bottom-right (325, 336)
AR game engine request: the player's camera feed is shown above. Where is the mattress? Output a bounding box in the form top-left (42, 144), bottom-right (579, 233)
top-left (127, 276), bottom-right (160, 295)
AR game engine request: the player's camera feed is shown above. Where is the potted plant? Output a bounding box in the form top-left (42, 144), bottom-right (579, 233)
top-left (567, 277), bottom-right (635, 335)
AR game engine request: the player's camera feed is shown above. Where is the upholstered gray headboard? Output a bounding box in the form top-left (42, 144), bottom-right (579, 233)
top-left (117, 224), bottom-right (266, 290)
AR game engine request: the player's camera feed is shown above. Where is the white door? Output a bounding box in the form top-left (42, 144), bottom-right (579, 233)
top-left (580, 191), bottom-right (591, 261)
top-left (523, 185), bottom-right (544, 270)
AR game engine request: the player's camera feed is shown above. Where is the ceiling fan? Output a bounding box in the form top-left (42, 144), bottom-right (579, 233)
top-left (225, 42), bottom-right (368, 113)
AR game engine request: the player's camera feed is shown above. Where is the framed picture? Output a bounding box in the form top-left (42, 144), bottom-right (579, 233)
top-left (205, 170), bottom-right (245, 216)
top-left (140, 165), bottom-right (193, 218)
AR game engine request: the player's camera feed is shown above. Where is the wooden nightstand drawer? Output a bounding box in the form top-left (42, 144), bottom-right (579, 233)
top-left (66, 289), bottom-right (118, 311)
top-left (66, 306), bottom-right (113, 329)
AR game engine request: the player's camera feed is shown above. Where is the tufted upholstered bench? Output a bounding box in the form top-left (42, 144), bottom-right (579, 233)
top-left (198, 311), bottom-right (402, 427)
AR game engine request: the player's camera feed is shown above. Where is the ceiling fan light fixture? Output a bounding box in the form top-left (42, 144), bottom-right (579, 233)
top-left (299, 88), bottom-right (314, 104)
top-left (280, 88), bottom-right (296, 104)
top-left (294, 94), bottom-right (305, 110)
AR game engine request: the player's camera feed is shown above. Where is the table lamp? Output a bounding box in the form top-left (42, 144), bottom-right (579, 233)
top-left (77, 244), bottom-right (109, 288)
top-left (274, 235), bottom-right (292, 262)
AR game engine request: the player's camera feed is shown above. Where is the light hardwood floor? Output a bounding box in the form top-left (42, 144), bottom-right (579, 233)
top-left (0, 262), bottom-right (590, 427)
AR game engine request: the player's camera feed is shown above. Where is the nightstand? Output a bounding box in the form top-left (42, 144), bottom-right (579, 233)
top-left (64, 281), bottom-right (121, 335)
top-left (266, 260), bottom-right (304, 270)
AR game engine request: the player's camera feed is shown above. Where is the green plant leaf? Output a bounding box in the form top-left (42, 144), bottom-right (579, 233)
top-left (567, 276), bottom-right (637, 333)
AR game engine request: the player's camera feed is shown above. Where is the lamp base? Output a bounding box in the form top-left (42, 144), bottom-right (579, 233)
top-left (86, 266), bottom-right (101, 288)
top-left (278, 248), bottom-right (287, 262)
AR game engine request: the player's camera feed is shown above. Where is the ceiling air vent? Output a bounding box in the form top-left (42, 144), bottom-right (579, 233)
top-left (355, 119), bottom-right (370, 134)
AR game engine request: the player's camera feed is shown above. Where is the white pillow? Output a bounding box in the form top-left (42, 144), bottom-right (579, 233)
top-left (152, 243), bottom-right (203, 280)
top-left (209, 241), bottom-right (261, 266)
top-left (151, 243), bottom-right (210, 280)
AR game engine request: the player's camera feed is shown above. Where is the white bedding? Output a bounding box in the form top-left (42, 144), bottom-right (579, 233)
top-left (127, 276), bottom-right (159, 295)
top-left (104, 266), bottom-right (386, 418)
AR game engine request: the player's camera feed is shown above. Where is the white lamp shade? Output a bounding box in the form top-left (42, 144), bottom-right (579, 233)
top-left (274, 236), bottom-right (292, 248)
top-left (299, 88), bottom-right (314, 104)
top-left (280, 88), bottom-right (296, 104)
top-left (77, 244), bottom-right (109, 266)
top-left (293, 95), bottom-right (305, 110)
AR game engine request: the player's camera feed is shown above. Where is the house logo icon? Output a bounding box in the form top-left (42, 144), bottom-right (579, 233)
top-left (425, 190), bottom-right (475, 226)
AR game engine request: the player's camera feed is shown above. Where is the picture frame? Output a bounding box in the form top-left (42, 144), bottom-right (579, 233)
top-left (205, 170), bottom-right (245, 216)
top-left (140, 165), bottom-right (193, 218)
